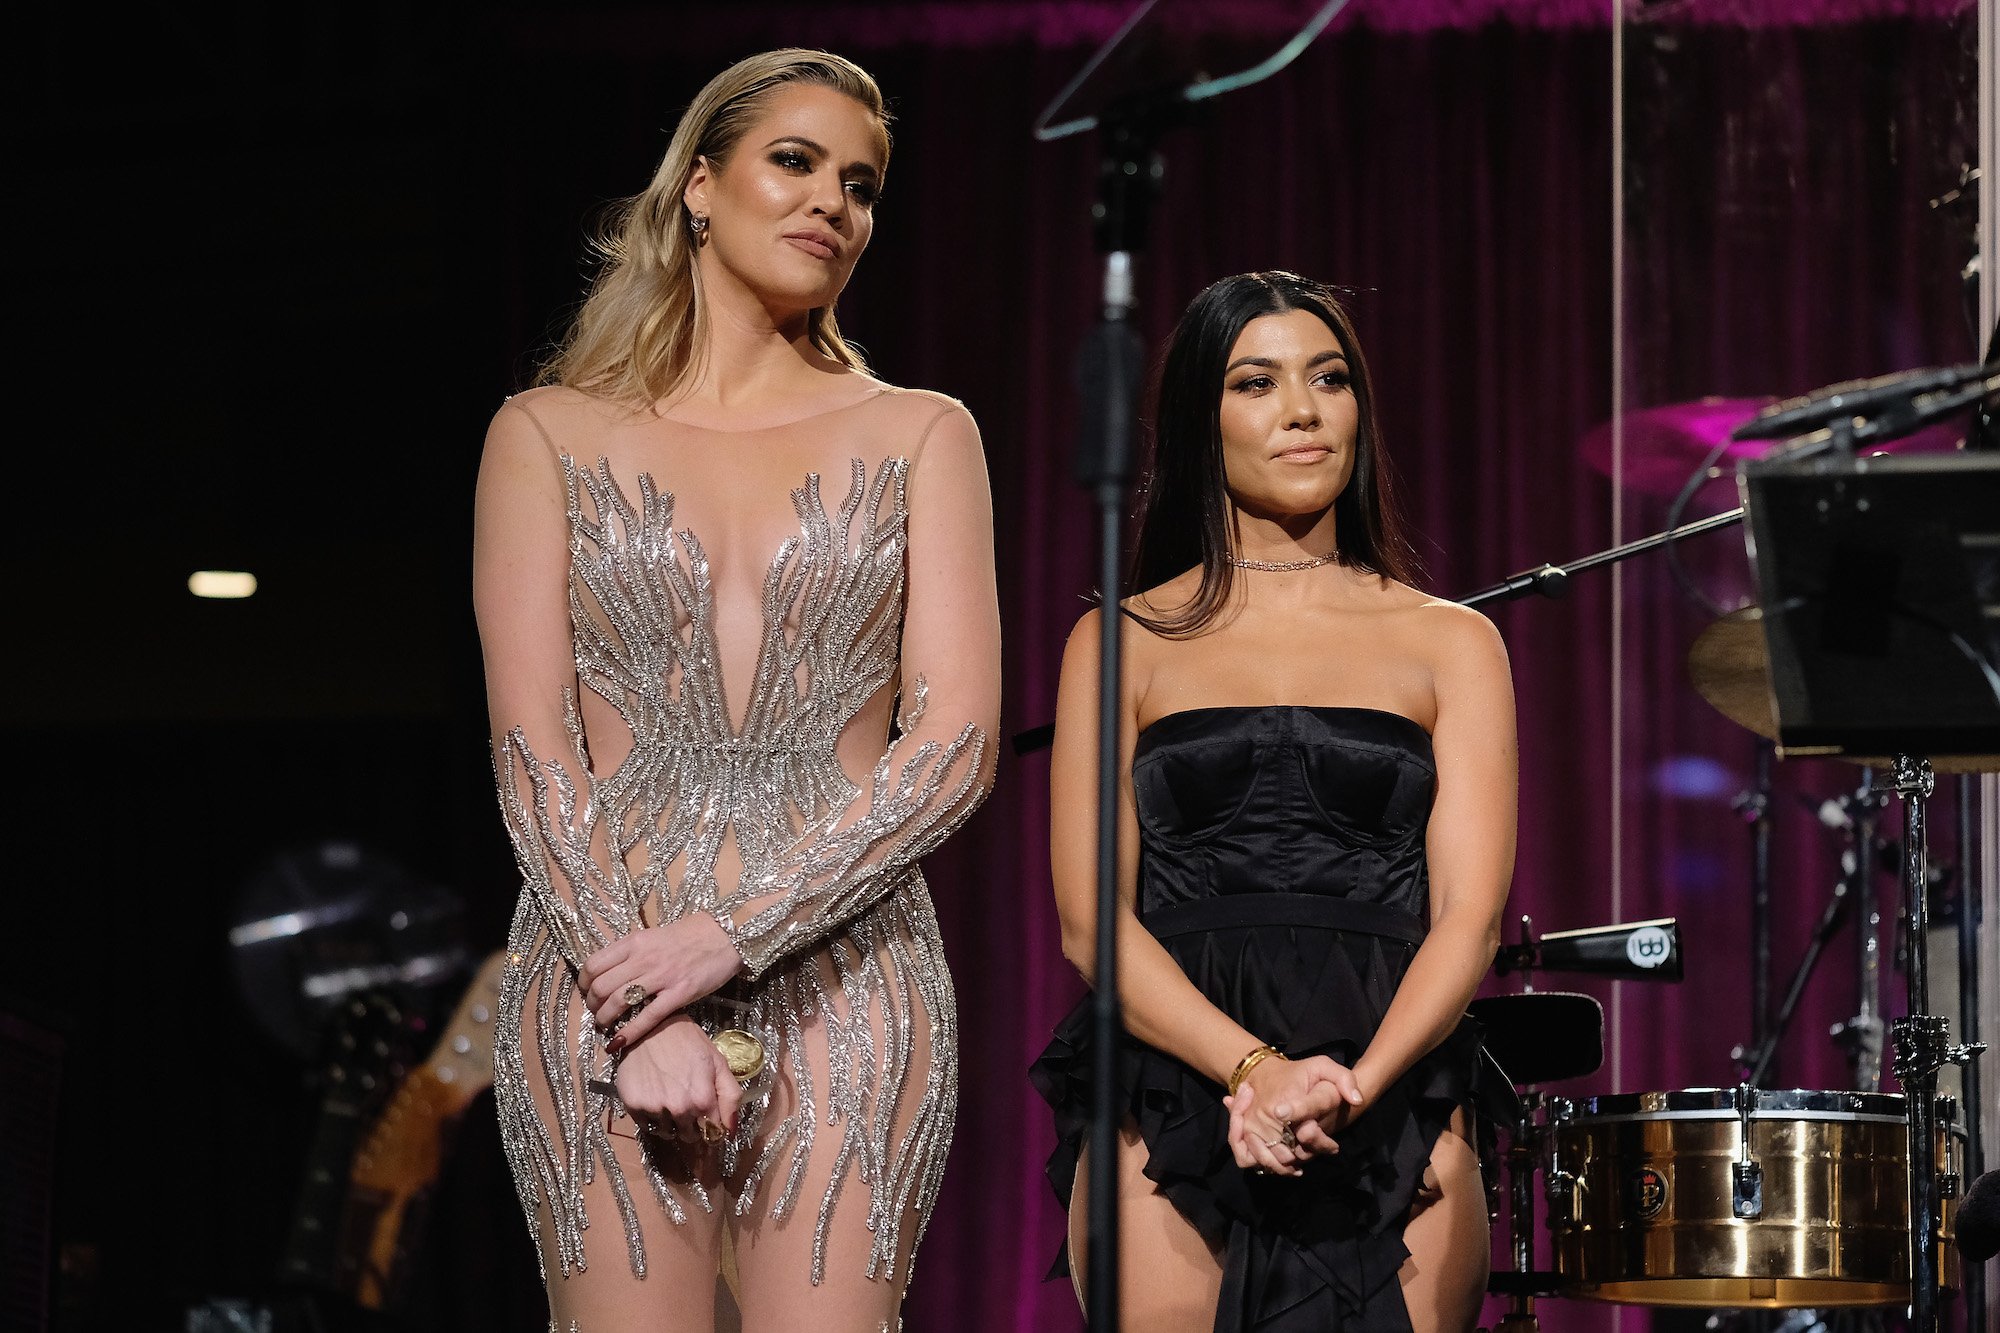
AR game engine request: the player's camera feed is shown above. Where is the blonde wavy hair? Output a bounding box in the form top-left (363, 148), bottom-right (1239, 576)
top-left (542, 49), bottom-right (891, 408)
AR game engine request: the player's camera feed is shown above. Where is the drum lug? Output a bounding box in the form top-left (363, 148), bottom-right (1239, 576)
top-left (1732, 1160), bottom-right (1764, 1219)
top-left (1732, 1083), bottom-right (1764, 1220)
top-left (1938, 1097), bottom-right (1961, 1199)
top-left (1542, 1098), bottom-right (1577, 1224)
top-left (1546, 1171), bottom-right (1578, 1223)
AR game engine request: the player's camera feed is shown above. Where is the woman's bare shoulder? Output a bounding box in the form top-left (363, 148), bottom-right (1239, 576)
top-left (1346, 577), bottom-right (1503, 664)
top-left (1127, 567), bottom-right (1202, 618)
top-left (1059, 574), bottom-right (1193, 659)
top-left (867, 382), bottom-right (976, 439)
top-left (494, 384), bottom-right (633, 443)
top-left (1399, 594), bottom-right (1509, 676)
top-left (871, 381), bottom-right (965, 413)
top-left (1116, 571), bottom-right (1206, 641)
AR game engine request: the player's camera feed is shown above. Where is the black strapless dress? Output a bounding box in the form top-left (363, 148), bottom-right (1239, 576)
top-left (1031, 706), bottom-right (1508, 1332)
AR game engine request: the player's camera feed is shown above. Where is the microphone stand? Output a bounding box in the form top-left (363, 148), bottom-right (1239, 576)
top-left (1034, 23), bottom-right (1352, 1324)
top-left (1463, 361), bottom-right (1995, 612)
top-left (1074, 95), bottom-right (1170, 1333)
top-left (1457, 507), bottom-right (1745, 609)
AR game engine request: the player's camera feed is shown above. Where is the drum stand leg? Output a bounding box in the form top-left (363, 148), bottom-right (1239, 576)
top-left (1494, 1092), bottom-right (1542, 1333)
top-left (1742, 852), bottom-right (1858, 1088)
top-left (1888, 756), bottom-right (1985, 1333)
top-left (1830, 769), bottom-right (1889, 1091)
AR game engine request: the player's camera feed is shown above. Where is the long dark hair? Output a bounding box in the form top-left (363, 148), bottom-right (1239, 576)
top-left (1127, 271), bottom-right (1421, 637)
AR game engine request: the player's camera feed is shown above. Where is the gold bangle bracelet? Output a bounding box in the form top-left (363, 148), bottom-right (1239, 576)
top-left (712, 1028), bottom-right (766, 1082)
top-left (1227, 1043), bottom-right (1285, 1098)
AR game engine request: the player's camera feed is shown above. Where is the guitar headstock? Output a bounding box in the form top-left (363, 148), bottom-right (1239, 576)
top-left (425, 947), bottom-right (505, 1090)
top-left (348, 950), bottom-right (505, 1193)
top-left (317, 991), bottom-right (421, 1111)
top-left (282, 990), bottom-right (423, 1290)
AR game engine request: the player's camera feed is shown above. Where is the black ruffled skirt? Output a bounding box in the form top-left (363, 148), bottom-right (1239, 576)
top-left (1030, 894), bottom-right (1510, 1332)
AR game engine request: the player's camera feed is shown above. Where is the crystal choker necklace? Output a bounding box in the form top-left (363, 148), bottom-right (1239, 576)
top-left (1229, 549), bottom-right (1340, 572)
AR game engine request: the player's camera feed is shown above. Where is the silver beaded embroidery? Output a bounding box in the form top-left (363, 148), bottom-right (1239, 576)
top-left (491, 452), bottom-right (986, 1291)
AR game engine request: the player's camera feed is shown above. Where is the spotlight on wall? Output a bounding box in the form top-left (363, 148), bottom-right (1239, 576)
top-left (189, 570), bottom-right (257, 599)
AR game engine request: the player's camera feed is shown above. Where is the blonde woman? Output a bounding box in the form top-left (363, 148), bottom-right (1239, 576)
top-left (474, 50), bottom-right (1000, 1332)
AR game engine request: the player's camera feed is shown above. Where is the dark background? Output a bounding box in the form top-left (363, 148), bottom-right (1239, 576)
top-left (6, 3), bottom-right (1985, 1330)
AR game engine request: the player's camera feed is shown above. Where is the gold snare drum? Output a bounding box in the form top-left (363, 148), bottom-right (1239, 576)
top-left (1546, 1088), bottom-right (1961, 1308)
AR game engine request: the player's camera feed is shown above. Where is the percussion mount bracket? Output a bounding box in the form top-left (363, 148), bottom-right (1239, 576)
top-left (1891, 1013), bottom-right (1986, 1085)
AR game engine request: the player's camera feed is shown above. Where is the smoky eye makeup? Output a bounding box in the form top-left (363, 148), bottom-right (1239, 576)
top-left (765, 135), bottom-right (823, 169)
top-left (764, 140), bottom-right (882, 205)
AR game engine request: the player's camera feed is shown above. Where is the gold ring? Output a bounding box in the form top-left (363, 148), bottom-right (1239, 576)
top-left (698, 1117), bottom-right (725, 1143)
top-left (622, 983), bottom-right (648, 1009)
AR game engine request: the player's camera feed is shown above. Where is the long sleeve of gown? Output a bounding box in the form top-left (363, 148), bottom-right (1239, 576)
top-left (475, 397), bottom-right (640, 971)
top-left (712, 403), bottom-right (1001, 980)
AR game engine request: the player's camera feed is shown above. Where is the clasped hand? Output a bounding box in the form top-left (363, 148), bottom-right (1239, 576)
top-left (578, 911), bottom-right (746, 1051)
top-left (612, 1012), bottom-right (744, 1142)
top-left (1222, 1054), bottom-right (1369, 1177)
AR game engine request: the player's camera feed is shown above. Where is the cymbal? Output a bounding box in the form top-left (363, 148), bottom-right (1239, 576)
top-left (1579, 398), bottom-right (1958, 498)
top-left (1688, 608), bottom-right (1777, 736)
top-left (1687, 607), bottom-right (1999, 773)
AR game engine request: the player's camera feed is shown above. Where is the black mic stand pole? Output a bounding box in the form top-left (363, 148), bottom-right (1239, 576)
top-left (1075, 98), bottom-right (1166, 1333)
top-left (1456, 507), bottom-right (1746, 609)
top-left (1464, 365), bottom-right (1998, 611)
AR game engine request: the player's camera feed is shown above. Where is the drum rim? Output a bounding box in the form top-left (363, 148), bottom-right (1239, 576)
top-left (1555, 1086), bottom-right (1909, 1120)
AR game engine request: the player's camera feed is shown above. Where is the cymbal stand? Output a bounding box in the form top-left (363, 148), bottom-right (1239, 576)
top-left (1829, 769), bottom-right (1888, 1092)
top-left (1728, 740), bottom-right (1776, 1072)
top-left (1742, 837), bottom-right (1859, 1089)
top-left (1732, 741), bottom-right (1776, 1079)
top-left (1887, 756), bottom-right (1984, 1333)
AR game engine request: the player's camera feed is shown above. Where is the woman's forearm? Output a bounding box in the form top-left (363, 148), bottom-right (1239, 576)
top-left (1351, 908), bottom-right (1500, 1099)
top-left (1064, 910), bottom-right (1265, 1087)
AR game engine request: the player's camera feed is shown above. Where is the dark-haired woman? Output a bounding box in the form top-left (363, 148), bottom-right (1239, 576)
top-left (1031, 272), bottom-right (1516, 1332)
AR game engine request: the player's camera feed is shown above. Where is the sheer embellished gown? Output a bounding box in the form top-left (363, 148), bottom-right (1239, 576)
top-left (1032, 705), bottom-right (1507, 1332)
top-left (475, 383), bottom-right (997, 1331)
